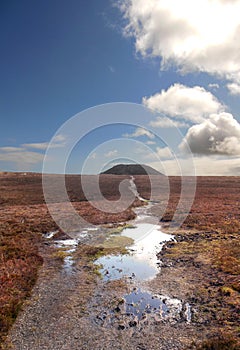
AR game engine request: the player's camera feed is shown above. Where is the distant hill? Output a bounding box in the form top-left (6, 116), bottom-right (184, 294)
top-left (101, 164), bottom-right (164, 176)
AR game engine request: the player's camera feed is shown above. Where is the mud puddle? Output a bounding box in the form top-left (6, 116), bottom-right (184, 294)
top-left (93, 286), bottom-right (191, 332)
top-left (93, 177), bottom-right (192, 329)
top-left (96, 223), bottom-right (173, 281)
top-left (43, 229), bottom-right (94, 271)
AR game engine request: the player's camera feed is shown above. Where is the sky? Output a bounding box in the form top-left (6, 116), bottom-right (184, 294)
top-left (1, 0), bottom-right (240, 175)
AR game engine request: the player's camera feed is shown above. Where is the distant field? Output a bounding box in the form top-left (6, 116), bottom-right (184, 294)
top-left (0, 172), bottom-right (240, 347)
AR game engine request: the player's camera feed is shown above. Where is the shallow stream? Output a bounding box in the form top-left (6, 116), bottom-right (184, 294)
top-left (93, 177), bottom-right (191, 326)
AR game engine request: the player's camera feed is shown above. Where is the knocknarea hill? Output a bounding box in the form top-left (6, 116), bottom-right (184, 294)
top-left (101, 163), bottom-right (164, 176)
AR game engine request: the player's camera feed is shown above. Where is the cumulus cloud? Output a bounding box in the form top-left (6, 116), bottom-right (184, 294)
top-left (227, 82), bottom-right (240, 95)
top-left (180, 112), bottom-right (240, 155)
top-left (120, 0), bottom-right (240, 84)
top-left (149, 156), bottom-right (240, 176)
top-left (124, 127), bottom-right (155, 139)
top-left (144, 84), bottom-right (224, 123)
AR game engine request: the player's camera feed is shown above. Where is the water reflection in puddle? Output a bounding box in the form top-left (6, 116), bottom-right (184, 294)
top-left (94, 204), bottom-right (191, 325)
top-left (124, 289), bottom-right (169, 320)
top-left (94, 287), bottom-right (188, 329)
top-left (96, 223), bottom-right (174, 282)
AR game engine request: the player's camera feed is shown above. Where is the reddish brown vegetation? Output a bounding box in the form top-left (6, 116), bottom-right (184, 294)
top-left (0, 173), bottom-right (137, 345)
top-left (0, 172), bottom-right (239, 347)
top-left (0, 225), bottom-right (42, 343)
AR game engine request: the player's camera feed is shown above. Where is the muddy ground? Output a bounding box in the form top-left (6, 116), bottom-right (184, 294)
top-left (0, 173), bottom-right (240, 349)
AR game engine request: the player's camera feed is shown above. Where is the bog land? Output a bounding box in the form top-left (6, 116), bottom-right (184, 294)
top-left (0, 172), bottom-right (239, 349)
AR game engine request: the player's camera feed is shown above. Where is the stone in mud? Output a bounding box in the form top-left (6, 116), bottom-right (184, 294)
top-left (118, 298), bottom-right (125, 305)
top-left (129, 320), bottom-right (137, 327)
top-left (118, 324), bottom-right (125, 330)
top-left (114, 306), bottom-right (121, 313)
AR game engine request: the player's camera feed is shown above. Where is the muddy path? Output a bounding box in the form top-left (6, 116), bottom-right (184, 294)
top-left (6, 220), bottom-right (198, 349)
top-left (5, 177), bottom-right (236, 350)
top-left (5, 189), bottom-right (201, 350)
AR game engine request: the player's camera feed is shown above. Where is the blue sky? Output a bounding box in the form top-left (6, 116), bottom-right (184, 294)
top-left (1, 0), bottom-right (240, 175)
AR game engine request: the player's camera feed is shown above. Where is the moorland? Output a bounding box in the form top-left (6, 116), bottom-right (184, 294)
top-left (0, 172), bottom-right (239, 349)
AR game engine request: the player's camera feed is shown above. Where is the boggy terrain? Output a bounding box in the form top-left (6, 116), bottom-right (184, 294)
top-left (0, 172), bottom-right (239, 349)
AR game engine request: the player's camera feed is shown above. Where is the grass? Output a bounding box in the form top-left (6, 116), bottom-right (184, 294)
top-left (51, 250), bottom-right (69, 262)
top-left (195, 334), bottom-right (239, 350)
top-left (98, 235), bottom-right (134, 253)
top-left (160, 230), bottom-right (240, 346)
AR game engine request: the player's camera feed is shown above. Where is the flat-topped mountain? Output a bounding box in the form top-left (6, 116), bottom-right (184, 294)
top-left (101, 164), bottom-right (164, 176)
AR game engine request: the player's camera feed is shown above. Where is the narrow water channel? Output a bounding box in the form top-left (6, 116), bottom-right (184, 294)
top-left (95, 176), bottom-right (173, 282)
top-left (94, 177), bottom-right (191, 326)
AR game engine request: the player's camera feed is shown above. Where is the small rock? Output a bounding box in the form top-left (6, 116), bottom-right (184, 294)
top-left (114, 306), bottom-right (121, 313)
top-left (118, 324), bottom-right (125, 330)
top-left (129, 320), bottom-right (137, 327)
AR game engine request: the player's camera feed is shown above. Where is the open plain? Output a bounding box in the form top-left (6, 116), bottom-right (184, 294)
top-left (0, 172), bottom-right (239, 349)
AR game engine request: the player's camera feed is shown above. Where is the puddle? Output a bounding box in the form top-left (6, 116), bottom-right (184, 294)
top-left (55, 239), bottom-right (79, 270)
top-left (185, 302), bottom-right (191, 323)
top-left (94, 287), bottom-right (190, 329)
top-left (125, 289), bottom-right (169, 319)
top-left (43, 231), bottom-right (58, 239)
top-left (93, 176), bottom-right (192, 326)
top-left (95, 176), bottom-right (173, 282)
top-left (129, 176), bottom-right (146, 202)
top-left (44, 229), bottom-right (93, 271)
top-left (96, 223), bottom-right (173, 282)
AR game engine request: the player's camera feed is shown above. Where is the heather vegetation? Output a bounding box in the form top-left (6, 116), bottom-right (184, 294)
top-left (0, 172), bottom-right (239, 348)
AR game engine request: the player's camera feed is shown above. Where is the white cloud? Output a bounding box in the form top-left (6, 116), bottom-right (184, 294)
top-left (53, 134), bottom-right (66, 142)
top-left (180, 112), bottom-right (240, 155)
top-left (124, 127), bottom-right (155, 139)
top-left (149, 156), bottom-right (240, 176)
top-left (120, 0), bottom-right (240, 84)
top-left (104, 150), bottom-right (118, 158)
top-left (0, 134), bottom-right (66, 169)
top-left (146, 140), bottom-right (156, 145)
top-left (22, 142), bottom-right (49, 150)
top-left (156, 146), bottom-right (173, 159)
top-left (109, 65), bottom-right (115, 73)
top-left (22, 134), bottom-right (66, 150)
top-left (0, 147), bottom-right (25, 152)
top-left (150, 116), bottom-right (189, 128)
top-left (89, 152), bottom-right (97, 159)
top-left (143, 84), bottom-right (224, 123)
top-left (227, 82), bottom-right (240, 95)
top-left (208, 83), bottom-right (220, 90)
top-left (0, 149), bottom-right (44, 164)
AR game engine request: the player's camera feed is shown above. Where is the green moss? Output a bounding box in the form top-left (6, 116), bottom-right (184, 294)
top-left (99, 235), bottom-right (134, 252)
top-left (107, 224), bottom-right (136, 236)
top-left (221, 286), bottom-right (235, 297)
top-left (52, 250), bottom-right (69, 261)
top-left (90, 262), bottom-right (103, 278)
